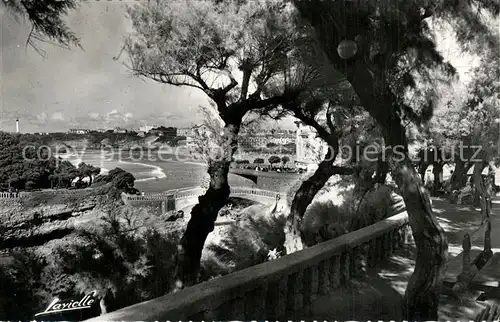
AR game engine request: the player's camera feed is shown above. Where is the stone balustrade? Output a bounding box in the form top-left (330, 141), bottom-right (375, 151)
top-left (0, 192), bottom-right (29, 199)
top-left (85, 211), bottom-right (410, 321)
top-left (123, 186), bottom-right (282, 203)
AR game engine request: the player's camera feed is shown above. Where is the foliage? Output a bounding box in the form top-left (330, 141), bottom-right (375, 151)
top-left (301, 200), bottom-right (350, 247)
top-left (0, 132), bottom-right (61, 190)
top-left (0, 204), bottom-right (181, 319)
top-left (268, 155), bottom-right (281, 165)
top-left (0, 248), bottom-right (57, 320)
top-left (200, 205), bottom-right (286, 278)
top-left (93, 168), bottom-right (138, 195)
top-left (1, 0), bottom-right (80, 55)
top-left (77, 162), bottom-right (101, 185)
top-left (301, 185), bottom-right (401, 246)
top-left (253, 158), bottom-right (264, 164)
top-left (49, 206), bottom-right (179, 312)
top-left (281, 155), bottom-right (290, 164)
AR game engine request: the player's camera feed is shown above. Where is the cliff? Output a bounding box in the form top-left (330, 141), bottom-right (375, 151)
top-left (0, 187), bottom-right (117, 250)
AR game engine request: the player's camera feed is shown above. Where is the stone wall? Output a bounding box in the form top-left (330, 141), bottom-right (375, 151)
top-left (85, 211), bottom-right (410, 321)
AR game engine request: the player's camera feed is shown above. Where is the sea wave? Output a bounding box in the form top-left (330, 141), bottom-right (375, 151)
top-left (58, 151), bottom-right (167, 182)
top-left (118, 160), bottom-right (167, 182)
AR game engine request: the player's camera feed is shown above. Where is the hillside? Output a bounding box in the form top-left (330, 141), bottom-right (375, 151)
top-left (0, 186), bottom-right (122, 250)
top-left (19, 132), bottom-right (171, 151)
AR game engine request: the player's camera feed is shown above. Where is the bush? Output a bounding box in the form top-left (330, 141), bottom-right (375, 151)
top-left (300, 185), bottom-right (401, 247)
top-left (0, 249), bottom-right (54, 320)
top-left (0, 205), bottom-right (181, 319)
top-left (200, 205), bottom-right (286, 279)
top-left (301, 200), bottom-right (350, 247)
top-left (268, 155), bottom-right (281, 165)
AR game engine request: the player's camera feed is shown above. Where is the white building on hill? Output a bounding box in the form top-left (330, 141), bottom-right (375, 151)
top-left (295, 123), bottom-right (327, 164)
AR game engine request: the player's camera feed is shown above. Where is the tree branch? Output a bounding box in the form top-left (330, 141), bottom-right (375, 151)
top-left (134, 70), bottom-right (206, 91)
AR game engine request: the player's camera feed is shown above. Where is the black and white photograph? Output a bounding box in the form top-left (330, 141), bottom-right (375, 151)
top-left (1, 0), bottom-right (500, 320)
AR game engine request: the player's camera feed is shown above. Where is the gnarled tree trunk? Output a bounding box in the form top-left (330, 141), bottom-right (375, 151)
top-left (173, 120), bottom-right (241, 290)
top-left (283, 2), bottom-right (448, 318)
top-left (347, 63), bottom-right (448, 321)
top-left (472, 160), bottom-right (488, 218)
top-left (432, 162), bottom-right (443, 195)
top-left (451, 158), bottom-right (472, 191)
top-left (285, 149), bottom-right (353, 253)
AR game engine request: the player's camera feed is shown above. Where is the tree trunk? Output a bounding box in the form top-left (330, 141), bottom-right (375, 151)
top-left (451, 159), bottom-right (472, 191)
top-left (99, 298), bottom-right (107, 315)
top-left (432, 162), bottom-right (443, 195)
top-left (374, 157), bottom-right (389, 184)
top-left (473, 160), bottom-right (487, 217)
top-left (285, 152), bottom-right (353, 253)
top-left (346, 61), bottom-right (447, 321)
top-left (173, 121), bottom-right (241, 290)
top-left (289, 3), bottom-right (447, 319)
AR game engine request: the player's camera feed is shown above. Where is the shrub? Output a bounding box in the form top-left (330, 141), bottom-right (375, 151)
top-left (200, 205), bottom-right (286, 279)
top-left (300, 185), bottom-right (401, 247)
top-left (268, 155), bottom-right (281, 165)
top-left (0, 249), bottom-right (53, 320)
top-left (301, 200), bottom-right (350, 247)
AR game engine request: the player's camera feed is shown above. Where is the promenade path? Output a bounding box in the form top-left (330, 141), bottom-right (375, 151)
top-left (300, 194), bottom-right (500, 321)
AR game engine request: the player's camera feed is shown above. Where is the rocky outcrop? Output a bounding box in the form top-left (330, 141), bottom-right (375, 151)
top-left (0, 195), bottom-right (109, 250)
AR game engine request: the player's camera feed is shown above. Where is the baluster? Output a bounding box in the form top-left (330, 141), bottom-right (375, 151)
top-left (302, 266), bottom-right (318, 316)
top-left (341, 251), bottom-right (351, 284)
top-left (392, 228), bottom-right (399, 251)
top-left (398, 225), bottom-right (405, 248)
top-left (329, 255), bottom-right (341, 289)
top-left (317, 260), bottom-right (330, 295)
top-left (459, 233), bottom-right (471, 283)
top-left (266, 275), bottom-right (287, 319)
top-left (383, 233), bottom-right (390, 258)
top-left (355, 243), bottom-right (369, 276)
top-left (368, 239), bottom-right (376, 267)
top-left (245, 284), bottom-right (267, 319)
top-left (351, 246), bottom-right (359, 277)
top-left (377, 236), bottom-right (385, 260)
top-left (484, 219), bottom-right (493, 259)
top-left (286, 270), bottom-right (303, 313)
top-left (387, 230), bottom-right (394, 255)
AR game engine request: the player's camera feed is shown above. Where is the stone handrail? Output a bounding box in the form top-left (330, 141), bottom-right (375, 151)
top-left (123, 186), bottom-right (283, 202)
top-left (0, 192), bottom-right (29, 199)
top-left (0, 188), bottom-right (97, 200)
top-left (86, 211), bottom-right (410, 321)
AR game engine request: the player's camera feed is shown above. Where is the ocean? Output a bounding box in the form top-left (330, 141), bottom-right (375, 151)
top-left (59, 150), bottom-right (256, 193)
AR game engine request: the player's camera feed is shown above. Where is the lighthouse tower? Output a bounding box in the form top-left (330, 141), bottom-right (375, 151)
top-left (16, 119), bottom-right (19, 133)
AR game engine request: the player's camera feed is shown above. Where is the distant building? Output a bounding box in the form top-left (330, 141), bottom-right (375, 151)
top-left (295, 124), bottom-right (327, 164)
top-left (139, 125), bottom-right (157, 133)
top-left (137, 131), bottom-right (146, 137)
top-left (113, 127), bottom-right (128, 134)
top-left (34, 132), bottom-right (49, 135)
top-left (16, 119), bottom-right (19, 133)
top-left (177, 127), bottom-right (192, 137)
top-left (149, 126), bottom-right (177, 138)
top-left (69, 129), bottom-right (90, 134)
top-left (95, 129), bottom-right (106, 133)
top-left (239, 128), bottom-right (295, 148)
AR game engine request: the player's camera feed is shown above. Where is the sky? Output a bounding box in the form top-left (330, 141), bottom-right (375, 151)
top-left (1, 2), bottom-right (213, 133)
top-left (0, 2), bottom-right (480, 134)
